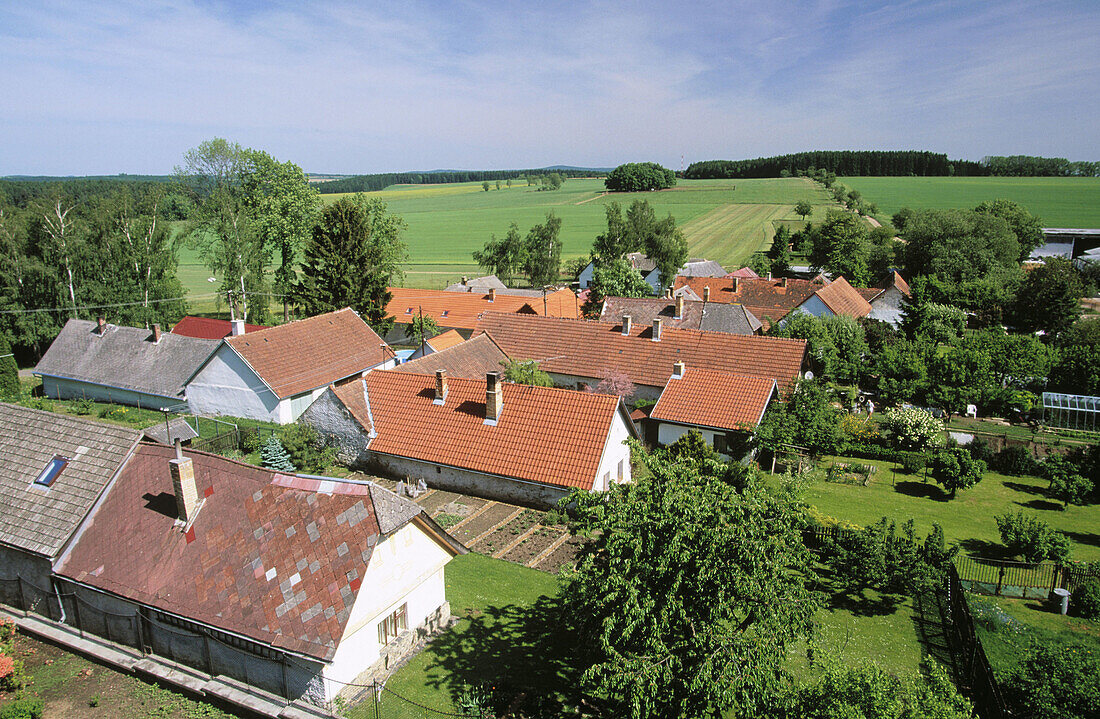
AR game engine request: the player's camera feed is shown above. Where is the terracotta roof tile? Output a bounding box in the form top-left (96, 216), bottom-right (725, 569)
top-left (650, 368), bottom-right (776, 431)
top-left (333, 372), bottom-right (625, 490)
top-left (811, 277), bottom-right (873, 318)
top-left (393, 334), bottom-right (509, 379)
top-left (171, 316), bottom-right (267, 340)
top-left (426, 330), bottom-right (465, 352)
top-left (225, 309), bottom-right (391, 399)
top-left (672, 276), bottom-right (824, 324)
top-left (474, 312), bottom-right (806, 393)
top-left (599, 297), bottom-right (761, 335)
top-left (57, 444), bottom-right (434, 661)
top-left (387, 287), bottom-right (579, 331)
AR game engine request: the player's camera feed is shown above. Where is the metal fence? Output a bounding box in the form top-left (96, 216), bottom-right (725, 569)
top-left (191, 427), bottom-right (241, 455)
top-left (955, 555), bottom-right (1100, 599)
top-left (943, 565), bottom-right (1009, 719)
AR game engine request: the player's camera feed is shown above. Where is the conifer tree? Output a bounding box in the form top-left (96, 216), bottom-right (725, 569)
top-left (260, 434), bottom-right (295, 472)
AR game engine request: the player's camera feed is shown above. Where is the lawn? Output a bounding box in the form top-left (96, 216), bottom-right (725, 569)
top-left (968, 593), bottom-right (1100, 677)
top-left (798, 457), bottom-right (1100, 562)
top-left (838, 176), bottom-right (1100, 227)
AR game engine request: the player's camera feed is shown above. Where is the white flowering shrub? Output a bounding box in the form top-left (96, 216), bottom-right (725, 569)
top-left (880, 408), bottom-right (944, 452)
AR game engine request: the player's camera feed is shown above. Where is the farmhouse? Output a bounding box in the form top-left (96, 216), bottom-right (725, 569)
top-left (34, 318), bottom-right (219, 411)
top-left (186, 308), bottom-right (397, 424)
top-left (646, 364), bottom-right (777, 459)
top-left (784, 276), bottom-right (873, 323)
top-left (0, 403), bottom-right (141, 620)
top-left (55, 442), bottom-right (464, 707)
top-left (393, 334), bottom-right (509, 379)
top-left (385, 286), bottom-right (580, 343)
top-left (599, 295), bottom-right (762, 335)
top-left (864, 271), bottom-right (912, 326)
top-left (170, 316), bottom-right (267, 339)
top-left (302, 370), bottom-right (636, 508)
top-left (578, 253), bottom-right (727, 294)
top-left (474, 312), bottom-right (807, 401)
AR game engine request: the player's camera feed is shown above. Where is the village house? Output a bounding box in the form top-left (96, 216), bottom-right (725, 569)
top-left (186, 308), bottom-right (396, 424)
top-left (170, 316), bottom-right (267, 339)
top-left (474, 312), bottom-right (807, 402)
top-left (385, 286), bottom-right (580, 344)
top-left (783, 276), bottom-right (873, 323)
top-left (646, 363), bottom-right (777, 459)
top-left (393, 334), bottom-right (509, 379)
top-left (302, 370), bottom-right (636, 508)
top-left (54, 442), bottom-right (465, 709)
top-left (863, 271), bottom-right (913, 326)
top-left (0, 403), bottom-right (141, 620)
top-left (578, 253), bottom-right (727, 294)
top-left (405, 329), bottom-right (466, 360)
top-left (34, 318), bottom-right (219, 411)
top-left (599, 295), bottom-right (762, 335)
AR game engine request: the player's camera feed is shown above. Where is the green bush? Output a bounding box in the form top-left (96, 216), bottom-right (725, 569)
top-left (1071, 578), bottom-right (1100, 620)
top-left (68, 397), bottom-right (96, 415)
top-left (238, 427), bottom-right (261, 454)
top-left (1001, 642), bottom-right (1100, 719)
top-left (993, 445), bottom-right (1038, 476)
top-left (995, 511), bottom-right (1072, 564)
top-left (966, 436), bottom-right (994, 464)
top-left (0, 696), bottom-right (44, 719)
top-left (280, 423), bottom-right (335, 474)
top-left (901, 452), bottom-right (927, 475)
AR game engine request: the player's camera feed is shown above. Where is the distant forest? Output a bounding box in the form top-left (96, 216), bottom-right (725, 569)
top-left (685, 152), bottom-right (1099, 179)
top-left (313, 168), bottom-right (603, 194)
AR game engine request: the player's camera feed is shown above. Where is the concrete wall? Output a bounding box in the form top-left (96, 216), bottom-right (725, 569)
top-left (784, 294), bottom-right (834, 323)
top-left (869, 286), bottom-right (904, 327)
top-left (186, 345), bottom-right (283, 422)
top-left (0, 546), bottom-right (59, 619)
top-left (301, 389), bottom-right (372, 467)
top-left (40, 376), bottom-right (180, 412)
top-left (326, 522), bottom-right (452, 700)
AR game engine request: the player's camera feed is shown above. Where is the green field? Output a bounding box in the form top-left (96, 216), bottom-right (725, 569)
top-left (840, 176), bottom-right (1100, 227)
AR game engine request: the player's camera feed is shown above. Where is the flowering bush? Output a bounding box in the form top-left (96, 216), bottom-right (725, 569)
top-left (0, 618), bottom-right (14, 644)
top-left (838, 414), bottom-right (881, 445)
top-left (880, 408), bottom-right (944, 452)
top-left (0, 653), bottom-right (24, 692)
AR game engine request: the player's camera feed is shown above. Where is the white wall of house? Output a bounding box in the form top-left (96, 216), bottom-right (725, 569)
top-left (370, 454), bottom-right (573, 508)
top-left (578, 262), bottom-right (595, 289)
top-left (39, 376), bottom-right (181, 411)
top-left (592, 412), bottom-right (634, 489)
top-left (186, 345), bottom-right (283, 422)
top-left (644, 268), bottom-right (662, 295)
top-left (869, 287), bottom-right (905, 326)
top-left (785, 294), bottom-right (834, 323)
top-left (324, 522), bottom-right (452, 699)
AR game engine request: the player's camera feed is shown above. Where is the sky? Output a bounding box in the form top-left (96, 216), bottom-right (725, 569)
top-left (1, 0), bottom-right (1098, 175)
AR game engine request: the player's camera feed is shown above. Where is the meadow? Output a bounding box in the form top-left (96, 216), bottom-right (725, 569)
top-left (840, 176), bottom-right (1100, 227)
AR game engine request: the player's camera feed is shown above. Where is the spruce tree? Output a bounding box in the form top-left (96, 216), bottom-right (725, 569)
top-left (260, 434), bottom-right (295, 472)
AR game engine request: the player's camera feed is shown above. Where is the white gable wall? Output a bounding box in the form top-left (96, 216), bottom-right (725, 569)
top-left (578, 261), bottom-right (596, 289)
top-left (324, 521), bottom-right (452, 700)
top-left (186, 345), bottom-right (284, 422)
top-left (783, 294), bottom-right (834, 324)
top-left (592, 410), bottom-right (634, 489)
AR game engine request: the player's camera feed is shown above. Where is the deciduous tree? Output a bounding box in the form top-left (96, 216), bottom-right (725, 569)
top-left (794, 201), bottom-right (812, 221)
top-left (523, 213), bottom-right (562, 287)
top-left (604, 162), bottom-right (676, 192)
top-left (473, 223), bottom-right (526, 285)
top-left (931, 447), bottom-right (985, 498)
top-left (582, 257), bottom-right (653, 316)
top-left (501, 359), bottom-right (552, 387)
top-left (1011, 256), bottom-right (1083, 339)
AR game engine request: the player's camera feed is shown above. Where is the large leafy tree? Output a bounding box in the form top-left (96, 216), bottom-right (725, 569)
top-left (592, 202), bottom-right (631, 260)
top-left (974, 198), bottom-right (1044, 261)
top-left (930, 447), bottom-right (985, 498)
top-left (472, 222), bottom-right (526, 285)
top-left (1001, 643), bottom-right (1100, 719)
top-left (756, 380), bottom-right (845, 456)
top-left (1011, 256), bottom-right (1083, 339)
top-left (873, 339), bottom-right (931, 405)
top-left (560, 443), bottom-right (818, 719)
top-left (582, 257), bottom-right (653, 316)
top-left (772, 313), bottom-right (867, 385)
top-left (604, 162), bottom-right (676, 192)
top-left (810, 210), bottom-right (871, 285)
top-left (524, 212), bottom-right (562, 287)
top-left (292, 195), bottom-right (407, 332)
top-left (501, 359), bottom-right (552, 387)
top-left (645, 214), bottom-right (688, 292)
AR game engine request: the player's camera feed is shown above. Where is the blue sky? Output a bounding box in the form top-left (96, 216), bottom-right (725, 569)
top-left (1, 0), bottom-right (1098, 175)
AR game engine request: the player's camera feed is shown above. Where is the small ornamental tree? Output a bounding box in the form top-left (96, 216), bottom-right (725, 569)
top-left (880, 407), bottom-right (943, 453)
top-left (1042, 455), bottom-right (1094, 509)
top-left (260, 434), bottom-right (295, 472)
top-left (587, 370), bottom-right (635, 399)
top-left (995, 511), bottom-right (1072, 564)
top-left (279, 423), bottom-right (334, 474)
top-left (404, 313), bottom-right (440, 342)
top-left (501, 359), bottom-right (552, 387)
top-left (794, 201), bottom-right (813, 221)
top-left (931, 447), bottom-right (985, 498)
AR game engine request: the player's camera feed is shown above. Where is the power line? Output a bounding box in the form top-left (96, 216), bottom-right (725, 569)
top-left (0, 293), bottom-right (220, 315)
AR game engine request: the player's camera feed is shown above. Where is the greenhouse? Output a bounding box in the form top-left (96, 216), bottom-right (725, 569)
top-left (1041, 392), bottom-right (1100, 432)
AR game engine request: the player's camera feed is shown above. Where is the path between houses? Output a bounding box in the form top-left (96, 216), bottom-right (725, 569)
top-left (355, 475), bottom-right (584, 573)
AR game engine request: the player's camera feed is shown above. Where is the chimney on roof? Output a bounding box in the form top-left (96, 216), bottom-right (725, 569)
top-left (664, 286), bottom-right (672, 299)
top-left (485, 371), bottom-right (502, 424)
top-left (674, 294), bottom-right (684, 320)
top-left (462, 276), bottom-right (468, 285)
top-left (96, 316), bottom-right (106, 335)
top-left (767, 272), bottom-right (772, 281)
top-left (703, 286), bottom-right (711, 302)
top-left (488, 288), bottom-right (496, 303)
top-left (170, 438), bottom-right (198, 525)
top-left (673, 361), bottom-right (685, 378)
top-left (621, 314), bottom-right (632, 336)
top-left (781, 278), bottom-right (788, 288)
top-left (434, 370), bottom-right (447, 404)
top-left (151, 323), bottom-right (161, 343)
top-left (732, 277), bottom-right (739, 292)
top-left (231, 319), bottom-right (246, 336)
top-left (652, 317), bottom-right (663, 342)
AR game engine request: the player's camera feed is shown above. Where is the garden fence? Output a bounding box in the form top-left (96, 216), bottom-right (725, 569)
top-left (943, 565), bottom-right (1009, 719)
top-left (191, 427), bottom-right (240, 455)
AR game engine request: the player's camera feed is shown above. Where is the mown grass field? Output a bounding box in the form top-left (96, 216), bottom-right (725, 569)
top-left (839, 176), bottom-right (1100, 227)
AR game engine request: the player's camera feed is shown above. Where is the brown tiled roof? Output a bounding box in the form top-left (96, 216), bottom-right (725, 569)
top-left (725, 267), bottom-right (760, 279)
top-left (598, 297), bottom-right (761, 335)
top-left (225, 308), bottom-right (391, 399)
top-left (811, 277), bottom-right (873, 318)
top-left (333, 371), bottom-right (627, 490)
top-left (427, 330), bottom-right (465, 352)
top-left (673, 276), bottom-right (824, 324)
top-left (57, 443), bottom-right (447, 661)
top-left (650, 368), bottom-right (776, 432)
top-left (881, 271), bottom-right (911, 296)
top-left (393, 334), bottom-right (509, 379)
top-left (171, 316), bottom-right (267, 340)
top-left (474, 312), bottom-right (806, 393)
top-left (856, 287), bottom-right (883, 301)
top-left (387, 287), bottom-right (579, 331)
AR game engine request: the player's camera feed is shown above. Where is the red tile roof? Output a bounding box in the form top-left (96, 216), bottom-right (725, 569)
top-left (387, 287), bottom-right (580, 331)
top-left (171, 316), bottom-right (267, 340)
top-left (673, 276), bottom-right (824, 324)
top-left (427, 330), bottom-right (465, 352)
top-left (810, 276), bottom-right (873, 318)
top-left (393, 334), bottom-right (509, 379)
top-left (475, 312), bottom-right (807, 393)
top-left (651, 368), bottom-right (776, 431)
top-left (725, 267), bottom-right (760, 279)
top-left (332, 371), bottom-right (628, 490)
top-left (225, 308), bottom-right (392, 399)
top-left (57, 443), bottom-right (440, 661)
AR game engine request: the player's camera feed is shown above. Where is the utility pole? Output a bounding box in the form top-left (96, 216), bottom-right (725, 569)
top-left (418, 306), bottom-right (426, 357)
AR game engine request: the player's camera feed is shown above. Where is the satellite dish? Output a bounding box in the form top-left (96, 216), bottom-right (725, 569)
top-left (803, 370), bottom-right (814, 380)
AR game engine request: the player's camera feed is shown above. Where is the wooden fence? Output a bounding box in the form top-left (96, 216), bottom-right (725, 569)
top-left (943, 565), bottom-right (1009, 719)
top-left (191, 428), bottom-right (240, 456)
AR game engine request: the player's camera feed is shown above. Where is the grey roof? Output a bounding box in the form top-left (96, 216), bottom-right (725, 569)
top-left (444, 275), bottom-right (508, 292)
top-left (34, 320), bottom-right (219, 399)
top-left (678, 260), bottom-right (727, 278)
top-left (1029, 242), bottom-right (1075, 259)
top-left (393, 334), bottom-right (509, 378)
top-left (599, 297), bottom-right (761, 335)
top-left (626, 252), bottom-right (658, 272)
top-left (700, 303), bottom-right (763, 334)
top-left (141, 417), bottom-right (198, 445)
top-left (443, 280), bottom-right (548, 298)
top-left (368, 483), bottom-right (424, 535)
top-left (0, 402), bottom-right (141, 556)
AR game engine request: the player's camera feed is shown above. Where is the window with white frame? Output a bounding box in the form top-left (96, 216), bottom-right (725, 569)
top-left (377, 603), bottom-right (408, 646)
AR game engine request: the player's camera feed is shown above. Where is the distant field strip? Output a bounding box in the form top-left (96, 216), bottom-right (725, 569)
top-left (682, 204), bottom-right (792, 268)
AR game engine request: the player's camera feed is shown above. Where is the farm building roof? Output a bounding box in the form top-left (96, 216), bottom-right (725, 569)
top-left (809, 277), bottom-right (873, 318)
top-left (34, 319), bottom-right (219, 400)
top-left (599, 297), bottom-right (762, 335)
top-left (224, 308), bottom-right (392, 399)
top-left (332, 371), bottom-right (632, 490)
top-left (56, 443), bottom-right (458, 661)
top-left (474, 312), bottom-right (806, 393)
top-left (393, 334), bottom-right (509, 379)
top-left (650, 368), bottom-right (776, 432)
top-left (386, 287), bottom-right (579, 331)
top-left (170, 316), bottom-right (267, 340)
top-left (678, 259), bottom-right (727, 278)
top-left (141, 417), bottom-right (198, 445)
top-left (0, 402), bottom-right (141, 557)
top-left (672, 276), bottom-right (825, 324)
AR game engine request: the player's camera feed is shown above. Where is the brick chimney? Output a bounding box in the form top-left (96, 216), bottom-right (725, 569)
top-left (674, 295), bottom-right (684, 320)
top-left (652, 317), bottom-right (662, 342)
top-left (485, 371), bottom-right (502, 424)
top-left (433, 370), bottom-right (447, 405)
top-left (703, 286), bottom-right (711, 302)
top-left (462, 275), bottom-right (468, 286)
top-left (781, 278), bottom-right (788, 288)
top-left (731, 277), bottom-right (739, 292)
top-left (673, 361), bottom-right (685, 378)
top-left (96, 316), bottom-right (106, 335)
top-left (488, 288), bottom-right (496, 303)
top-left (170, 439), bottom-right (198, 525)
top-left (231, 319), bottom-right (246, 336)
top-left (151, 323), bottom-right (161, 342)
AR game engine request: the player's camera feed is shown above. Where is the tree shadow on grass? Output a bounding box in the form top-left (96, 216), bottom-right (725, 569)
top-left (827, 588), bottom-right (906, 618)
top-left (910, 589), bottom-right (958, 680)
top-left (1003, 481), bottom-right (1048, 497)
top-left (894, 481), bottom-right (950, 502)
top-left (1063, 530), bottom-right (1100, 548)
top-left (958, 538), bottom-right (1012, 559)
top-left (1016, 499), bottom-right (1064, 512)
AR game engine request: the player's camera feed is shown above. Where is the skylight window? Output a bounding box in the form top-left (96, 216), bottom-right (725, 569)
top-left (405, 308), bottom-right (413, 314)
top-left (442, 310), bottom-right (450, 317)
top-left (34, 455), bottom-right (69, 488)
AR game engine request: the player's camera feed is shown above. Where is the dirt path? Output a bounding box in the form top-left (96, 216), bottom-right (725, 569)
top-left (574, 192), bottom-right (608, 205)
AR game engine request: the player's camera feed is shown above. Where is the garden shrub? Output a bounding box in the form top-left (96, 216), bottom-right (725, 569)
top-left (931, 447), bottom-right (985, 498)
top-left (880, 407), bottom-right (944, 452)
top-left (68, 397), bottom-right (95, 415)
top-left (1001, 642), bottom-right (1100, 719)
top-left (238, 427), bottom-right (261, 453)
top-left (993, 445), bottom-right (1037, 476)
top-left (966, 436), bottom-right (993, 464)
top-left (280, 423), bottom-right (335, 474)
top-left (97, 404), bottom-right (129, 421)
top-left (260, 434), bottom-right (295, 472)
top-left (0, 696), bottom-right (43, 719)
top-left (1070, 578), bottom-right (1100, 620)
top-left (901, 452), bottom-right (927, 475)
top-left (995, 511), bottom-right (1072, 564)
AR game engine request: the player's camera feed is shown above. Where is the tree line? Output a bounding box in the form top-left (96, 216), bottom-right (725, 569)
top-left (685, 151), bottom-right (983, 178)
top-left (980, 155), bottom-right (1100, 177)
top-left (313, 167), bottom-right (600, 194)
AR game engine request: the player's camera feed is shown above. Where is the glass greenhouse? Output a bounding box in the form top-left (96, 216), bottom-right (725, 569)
top-left (1041, 392), bottom-right (1100, 432)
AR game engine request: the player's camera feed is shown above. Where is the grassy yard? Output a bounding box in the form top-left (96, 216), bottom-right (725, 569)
top-left (798, 457), bottom-right (1100, 562)
top-left (968, 593), bottom-right (1100, 677)
top-left (838, 176), bottom-right (1100, 227)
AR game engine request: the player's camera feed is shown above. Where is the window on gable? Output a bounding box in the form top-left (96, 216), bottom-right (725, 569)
top-left (377, 603), bottom-right (408, 646)
top-left (34, 455), bottom-right (69, 488)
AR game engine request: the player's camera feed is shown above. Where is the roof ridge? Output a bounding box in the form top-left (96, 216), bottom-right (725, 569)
top-left (227, 307), bottom-right (354, 339)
